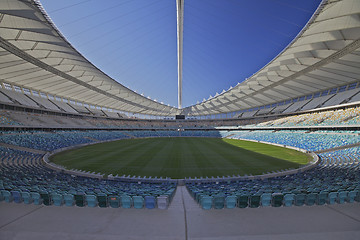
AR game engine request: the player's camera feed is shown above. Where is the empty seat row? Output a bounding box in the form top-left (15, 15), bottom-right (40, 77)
top-left (0, 190), bottom-right (172, 209)
top-left (193, 190), bottom-right (360, 210)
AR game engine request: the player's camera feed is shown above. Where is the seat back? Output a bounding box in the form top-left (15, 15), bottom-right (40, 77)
top-left (317, 192), bottom-right (328, 205)
top-left (21, 192), bottom-right (33, 204)
top-left (337, 191), bottom-right (348, 204)
top-left (85, 195), bottom-right (98, 207)
top-left (97, 194), bottom-right (108, 208)
top-left (11, 190), bottom-right (23, 203)
top-left (133, 196), bottom-right (144, 209)
top-left (31, 192), bottom-right (43, 205)
top-left (144, 196), bottom-right (156, 209)
top-left (250, 195), bottom-right (260, 208)
top-left (52, 193), bottom-right (63, 206)
top-left (2, 190), bottom-right (13, 203)
top-left (294, 193), bottom-right (306, 206)
top-left (157, 196), bottom-right (169, 209)
top-left (271, 193), bottom-right (283, 207)
top-left (213, 196), bottom-right (225, 209)
top-left (283, 193), bottom-right (295, 207)
top-left (75, 194), bottom-right (85, 207)
top-left (347, 190), bottom-right (357, 203)
top-left (109, 196), bottom-right (120, 208)
top-left (200, 195), bottom-right (212, 210)
top-left (260, 193), bottom-right (271, 207)
top-left (237, 195), bottom-right (249, 208)
top-left (40, 192), bottom-right (52, 206)
top-left (225, 195), bottom-right (237, 209)
top-left (121, 195), bottom-right (132, 208)
top-left (327, 192), bottom-right (338, 205)
top-left (64, 194), bottom-right (75, 206)
top-left (306, 193), bottom-right (317, 206)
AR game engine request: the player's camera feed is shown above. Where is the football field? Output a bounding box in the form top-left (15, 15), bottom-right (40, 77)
top-left (50, 137), bottom-right (310, 179)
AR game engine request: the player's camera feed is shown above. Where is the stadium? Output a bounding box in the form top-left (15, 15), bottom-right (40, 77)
top-left (1, 0), bottom-right (360, 239)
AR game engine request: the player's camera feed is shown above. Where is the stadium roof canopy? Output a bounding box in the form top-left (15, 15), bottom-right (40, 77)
top-left (0, 0), bottom-right (360, 117)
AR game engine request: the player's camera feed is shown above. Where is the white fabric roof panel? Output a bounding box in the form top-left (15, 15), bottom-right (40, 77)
top-left (1, 0), bottom-right (360, 117)
top-left (184, 0), bottom-right (360, 116)
top-left (0, 0), bottom-right (178, 116)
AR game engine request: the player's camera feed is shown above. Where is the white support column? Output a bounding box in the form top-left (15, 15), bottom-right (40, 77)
top-left (176, 0), bottom-right (184, 109)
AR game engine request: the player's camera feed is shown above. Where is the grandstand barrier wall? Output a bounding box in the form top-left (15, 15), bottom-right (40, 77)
top-left (42, 136), bottom-right (319, 185)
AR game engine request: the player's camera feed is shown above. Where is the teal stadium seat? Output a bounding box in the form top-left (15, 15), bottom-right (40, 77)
top-left (109, 196), bottom-right (120, 208)
top-left (133, 196), bottom-right (144, 209)
top-left (271, 193), bottom-right (283, 207)
top-left (317, 192), bottom-right (328, 205)
top-left (225, 195), bottom-right (237, 209)
top-left (283, 193), bottom-right (295, 207)
top-left (200, 195), bottom-right (213, 210)
top-left (337, 191), bottom-right (348, 204)
top-left (250, 194), bottom-right (261, 208)
top-left (260, 193), bottom-right (271, 207)
top-left (213, 195), bottom-right (225, 209)
top-left (97, 194), bottom-right (108, 208)
top-left (85, 195), bottom-right (98, 207)
top-left (52, 193), bottom-right (64, 206)
top-left (31, 192), bottom-right (43, 205)
top-left (327, 192), bottom-right (338, 205)
top-left (305, 193), bottom-right (317, 206)
top-left (75, 194), bottom-right (85, 207)
top-left (2, 190), bottom-right (13, 203)
top-left (40, 192), bottom-right (52, 206)
top-left (294, 193), bottom-right (306, 206)
top-left (121, 195), bottom-right (132, 208)
top-left (237, 195), bottom-right (249, 208)
top-left (21, 192), bottom-right (33, 204)
top-left (64, 194), bottom-right (75, 206)
top-left (347, 190), bottom-right (357, 203)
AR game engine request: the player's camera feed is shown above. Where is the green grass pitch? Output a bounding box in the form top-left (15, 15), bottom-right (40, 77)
top-left (50, 137), bottom-right (311, 179)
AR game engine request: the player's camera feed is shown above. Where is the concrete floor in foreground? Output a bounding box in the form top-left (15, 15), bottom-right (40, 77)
top-left (0, 186), bottom-right (360, 240)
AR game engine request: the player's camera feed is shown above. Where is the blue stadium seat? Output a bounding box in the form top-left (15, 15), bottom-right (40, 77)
top-left (144, 196), bottom-right (156, 209)
top-left (11, 190), bottom-right (23, 203)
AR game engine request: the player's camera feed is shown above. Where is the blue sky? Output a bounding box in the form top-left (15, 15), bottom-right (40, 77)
top-left (41, 0), bottom-right (322, 108)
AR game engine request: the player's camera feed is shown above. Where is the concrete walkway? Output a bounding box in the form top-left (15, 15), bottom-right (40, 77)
top-left (1, 186), bottom-right (360, 240)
